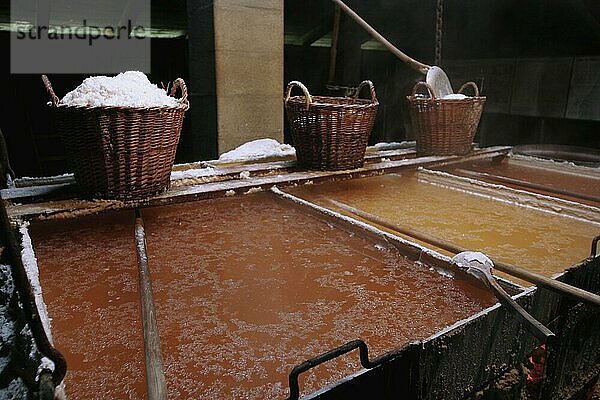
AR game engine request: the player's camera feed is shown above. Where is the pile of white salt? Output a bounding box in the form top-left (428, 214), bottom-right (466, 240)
top-left (442, 93), bottom-right (468, 100)
top-left (218, 139), bottom-right (296, 162)
top-left (60, 71), bottom-right (181, 108)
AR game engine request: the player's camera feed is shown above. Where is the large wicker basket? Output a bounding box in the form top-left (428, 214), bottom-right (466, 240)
top-left (285, 80), bottom-right (378, 170)
top-left (41, 75), bottom-right (189, 200)
top-left (407, 81), bottom-right (485, 156)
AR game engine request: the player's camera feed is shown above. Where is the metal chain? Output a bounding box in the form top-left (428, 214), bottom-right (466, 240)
top-left (435, 0), bottom-right (444, 66)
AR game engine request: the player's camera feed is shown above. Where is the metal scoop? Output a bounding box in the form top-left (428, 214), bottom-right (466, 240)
top-left (331, 0), bottom-right (454, 98)
top-left (452, 252), bottom-right (555, 344)
top-left (426, 66), bottom-right (454, 98)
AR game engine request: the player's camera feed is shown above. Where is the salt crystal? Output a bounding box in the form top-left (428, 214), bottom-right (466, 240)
top-left (244, 187), bottom-right (263, 195)
top-left (19, 223), bottom-right (53, 342)
top-left (218, 139), bottom-right (295, 163)
top-left (170, 167), bottom-right (216, 181)
top-left (371, 141), bottom-right (414, 150)
top-left (442, 93), bottom-right (468, 100)
top-left (60, 71), bottom-right (181, 108)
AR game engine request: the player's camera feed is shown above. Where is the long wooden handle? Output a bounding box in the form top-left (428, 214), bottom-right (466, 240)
top-left (331, 0), bottom-right (430, 74)
top-left (134, 210), bottom-right (168, 400)
top-left (329, 199), bottom-right (600, 307)
top-left (469, 267), bottom-right (555, 343)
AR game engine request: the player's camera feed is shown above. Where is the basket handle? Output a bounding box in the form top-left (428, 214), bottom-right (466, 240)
top-left (285, 81), bottom-right (312, 110)
top-left (354, 80), bottom-right (377, 102)
top-left (410, 81), bottom-right (436, 100)
top-left (170, 78), bottom-right (188, 104)
top-left (41, 75), bottom-right (60, 106)
top-left (458, 81), bottom-right (479, 97)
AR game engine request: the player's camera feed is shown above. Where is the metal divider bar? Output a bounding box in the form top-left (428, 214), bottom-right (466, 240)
top-left (455, 168), bottom-right (600, 204)
top-left (134, 209), bottom-right (168, 400)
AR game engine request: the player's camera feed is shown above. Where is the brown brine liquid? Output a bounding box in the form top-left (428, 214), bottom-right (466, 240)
top-left (288, 173), bottom-right (599, 282)
top-left (142, 193), bottom-right (494, 398)
top-left (29, 193), bottom-right (496, 399)
top-left (30, 211), bottom-right (147, 400)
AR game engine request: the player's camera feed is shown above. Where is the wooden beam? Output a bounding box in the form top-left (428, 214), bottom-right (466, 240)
top-left (300, 18), bottom-right (332, 46)
top-left (134, 210), bottom-right (167, 400)
top-left (4, 147), bottom-right (512, 222)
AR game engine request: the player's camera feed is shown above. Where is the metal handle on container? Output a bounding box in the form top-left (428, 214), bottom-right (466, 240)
top-left (169, 78), bottom-right (188, 104)
top-left (353, 80), bottom-right (378, 103)
top-left (458, 81), bottom-right (480, 97)
top-left (410, 81), bottom-right (436, 100)
top-left (287, 339), bottom-right (417, 399)
top-left (285, 81), bottom-right (312, 110)
top-left (288, 340), bottom-right (371, 400)
top-left (41, 75), bottom-right (60, 106)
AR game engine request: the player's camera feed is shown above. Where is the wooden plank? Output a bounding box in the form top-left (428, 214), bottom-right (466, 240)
top-left (442, 59), bottom-right (516, 113)
top-left (510, 58), bottom-right (573, 118)
top-left (3, 147), bottom-right (417, 203)
top-left (478, 58), bottom-right (516, 114)
top-left (442, 60), bottom-right (478, 95)
top-left (5, 147), bottom-right (511, 222)
top-left (565, 57), bottom-right (600, 121)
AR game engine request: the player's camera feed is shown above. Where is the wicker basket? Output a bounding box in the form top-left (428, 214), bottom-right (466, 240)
top-left (407, 81), bottom-right (486, 156)
top-left (41, 75), bottom-right (189, 200)
top-left (285, 80), bottom-right (378, 170)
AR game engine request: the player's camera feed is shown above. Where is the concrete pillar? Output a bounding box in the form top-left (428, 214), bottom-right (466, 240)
top-left (213, 0), bottom-right (284, 154)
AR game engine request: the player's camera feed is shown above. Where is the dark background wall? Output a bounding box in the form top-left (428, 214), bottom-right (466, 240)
top-left (284, 0), bottom-right (600, 148)
top-left (0, 34), bottom-right (190, 177)
top-left (0, 0), bottom-right (598, 177)
top-left (0, 0), bottom-right (192, 178)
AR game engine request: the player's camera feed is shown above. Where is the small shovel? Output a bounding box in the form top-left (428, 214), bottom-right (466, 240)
top-left (331, 0), bottom-right (454, 98)
top-left (452, 252), bottom-right (556, 344)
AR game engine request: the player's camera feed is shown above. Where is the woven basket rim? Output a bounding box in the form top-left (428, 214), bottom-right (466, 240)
top-left (286, 95), bottom-right (378, 109)
top-left (49, 102), bottom-right (190, 112)
top-left (407, 96), bottom-right (486, 104)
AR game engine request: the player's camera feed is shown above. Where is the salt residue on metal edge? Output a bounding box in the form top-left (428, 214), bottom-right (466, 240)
top-left (370, 141), bottom-right (416, 150)
top-left (19, 222), bottom-right (54, 344)
top-left (170, 167), bottom-right (217, 181)
top-left (419, 169), bottom-right (600, 226)
top-left (270, 186), bottom-right (457, 278)
top-left (14, 173), bottom-right (74, 186)
top-left (510, 153), bottom-right (600, 173)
